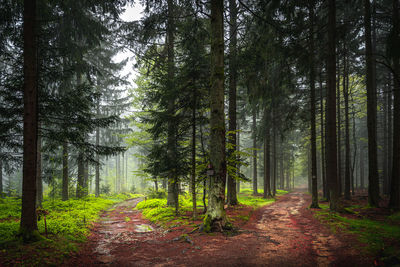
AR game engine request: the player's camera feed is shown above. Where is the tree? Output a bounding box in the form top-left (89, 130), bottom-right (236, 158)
top-left (227, 0), bottom-right (239, 206)
top-left (364, 0), bottom-right (380, 207)
top-left (326, 0), bottom-right (339, 211)
top-left (204, 0), bottom-right (228, 232)
top-left (390, 0), bottom-right (400, 210)
top-left (309, 1), bottom-right (319, 209)
top-left (20, 0), bottom-right (39, 241)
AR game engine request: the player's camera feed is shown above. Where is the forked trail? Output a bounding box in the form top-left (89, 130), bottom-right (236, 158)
top-left (65, 191), bottom-right (370, 266)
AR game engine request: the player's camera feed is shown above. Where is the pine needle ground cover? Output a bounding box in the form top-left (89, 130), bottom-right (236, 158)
top-left (0, 193), bottom-right (143, 266)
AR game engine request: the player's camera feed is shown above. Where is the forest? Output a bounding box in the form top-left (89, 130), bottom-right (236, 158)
top-left (0, 0), bottom-right (400, 266)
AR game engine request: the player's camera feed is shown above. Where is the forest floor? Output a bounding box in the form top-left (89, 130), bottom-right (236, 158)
top-left (64, 191), bottom-right (374, 267)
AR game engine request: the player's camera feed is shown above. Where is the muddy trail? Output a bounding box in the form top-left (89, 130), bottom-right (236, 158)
top-left (65, 192), bottom-right (371, 267)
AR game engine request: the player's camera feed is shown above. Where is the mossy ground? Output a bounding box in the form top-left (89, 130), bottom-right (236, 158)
top-left (0, 193), bottom-right (143, 266)
top-left (136, 188), bottom-right (289, 232)
top-left (312, 201), bottom-right (400, 262)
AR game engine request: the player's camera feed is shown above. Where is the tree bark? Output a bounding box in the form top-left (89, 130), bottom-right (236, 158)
top-left (227, 0), bottom-right (238, 206)
top-left (36, 132), bottom-right (42, 207)
top-left (309, 3), bottom-right (319, 208)
top-left (263, 118), bottom-right (271, 198)
top-left (76, 153), bottom-right (85, 198)
top-left (95, 125), bottom-right (100, 197)
top-left (252, 108), bottom-right (258, 195)
top-left (320, 71), bottom-right (327, 199)
top-left (390, 0), bottom-right (400, 210)
top-left (204, 0), bottom-right (228, 232)
top-left (20, 0), bottom-right (39, 240)
top-left (0, 160), bottom-right (3, 197)
top-left (365, 0), bottom-right (380, 207)
top-left (166, 0), bottom-right (178, 212)
top-left (326, 0), bottom-right (339, 211)
top-left (343, 43), bottom-right (351, 200)
top-left (191, 88), bottom-right (197, 218)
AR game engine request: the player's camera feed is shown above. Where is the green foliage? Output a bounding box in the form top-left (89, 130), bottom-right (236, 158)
top-left (238, 189), bottom-right (288, 208)
top-left (146, 188), bottom-right (167, 199)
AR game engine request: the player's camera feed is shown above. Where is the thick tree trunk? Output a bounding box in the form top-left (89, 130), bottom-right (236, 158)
top-left (326, 0), bottom-right (339, 211)
top-left (390, 0), bottom-right (400, 210)
top-left (227, 0), bottom-right (238, 206)
top-left (62, 142), bottom-right (68, 201)
top-left (365, 0), bottom-right (380, 207)
top-left (20, 0), bottom-right (39, 241)
top-left (309, 3), bottom-right (319, 208)
top-left (252, 108), bottom-right (258, 195)
top-left (204, 0), bottom-right (228, 232)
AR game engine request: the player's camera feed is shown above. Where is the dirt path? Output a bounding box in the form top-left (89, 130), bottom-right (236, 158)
top-left (65, 192), bottom-right (371, 267)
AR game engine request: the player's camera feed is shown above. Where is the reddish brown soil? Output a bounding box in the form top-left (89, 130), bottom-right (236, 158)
top-left (64, 192), bottom-right (372, 267)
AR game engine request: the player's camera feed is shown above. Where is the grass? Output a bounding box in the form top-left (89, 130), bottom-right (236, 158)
top-left (0, 193), bottom-right (143, 266)
top-left (313, 204), bottom-right (400, 260)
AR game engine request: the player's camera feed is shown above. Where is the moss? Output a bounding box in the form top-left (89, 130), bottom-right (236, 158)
top-left (17, 228), bottom-right (44, 243)
top-left (202, 214), bottom-right (212, 233)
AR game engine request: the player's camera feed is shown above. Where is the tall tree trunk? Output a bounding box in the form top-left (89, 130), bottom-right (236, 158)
top-left (204, 0), bottom-right (228, 231)
top-left (76, 153), bottom-right (85, 198)
top-left (360, 149), bottom-right (365, 189)
top-left (191, 88), bottom-right (197, 218)
top-left (320, 71), bottom-right (327, 199)
top-left (62, 142), bottom-right (69, 201)
top-left (280, 146), bottom-right (284, 190)
top-left (166, 0), bottom-right (178, 212)
top-left (326, 0), bottom-right (339, 211)
top-left (0, 160), bottom-right (3, 197)
top-left (252, 108), bottom-right (258, 195)
top-left (237, 123), bottom-right (240, 193)
top-left (227, 0), bottom-right (238, 205)
top-left (20, 0), bottom-right (39, 240)
top-left (309, 3), bottom-right (319, 208)
top-left (365, 0), bottom-right (380, 207)
top-left (272, 123), bottom-right (277, 196)
top-left (95, 126), bottom-right (100, 197)
top-left (387, 73), bottom-right (393, 195)
top-left (36, 132), bottom-right (42, 207)
top-left (264, 118), bottom-right (271, 198)
top-left (337, 61), bottom-right (342, 196)
top-left (389, 0), bottom-right (400, 209)
top-left (343, 43), bottom-right (351, 200)
top-left (84, 161), bottom-right (89, 196)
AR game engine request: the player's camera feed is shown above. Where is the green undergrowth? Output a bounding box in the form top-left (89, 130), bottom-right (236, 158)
top-left (313, 205), bottom-right (400, 260)
top-left (0, 193), bottom-right (142, 266)
top-left (136, 189), bottom-right (289, 228)
top-left (136, 196), bottom-right (195, 226)
top-left (238, 189), bottom-right (288, 208)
